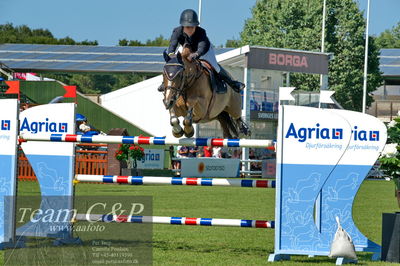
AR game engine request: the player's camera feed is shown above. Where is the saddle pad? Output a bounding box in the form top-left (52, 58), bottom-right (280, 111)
top-left (200, 61), bottom-right (227, 94)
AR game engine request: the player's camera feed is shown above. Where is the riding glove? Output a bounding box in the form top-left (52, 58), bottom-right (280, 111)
top-left (188, 52), bottom-right (199, 61)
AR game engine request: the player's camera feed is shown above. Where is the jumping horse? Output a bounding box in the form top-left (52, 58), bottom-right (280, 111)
top-left (162, 45), bottom-right (250, 139)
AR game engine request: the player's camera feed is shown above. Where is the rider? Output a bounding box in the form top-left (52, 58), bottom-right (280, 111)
top-left (158, 9), bottom-right (245, 93)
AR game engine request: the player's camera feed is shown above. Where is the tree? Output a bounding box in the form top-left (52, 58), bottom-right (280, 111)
top-left (240, 0), bottom-right (382, 111)
top-left (0, 23), bottom-right (98, 45)
top-left (118, 35), bottom-right (169, 47)
top-left (376, 22), bottom-right (400, 49)
top-left (225, 38), bottom-right (241, 48)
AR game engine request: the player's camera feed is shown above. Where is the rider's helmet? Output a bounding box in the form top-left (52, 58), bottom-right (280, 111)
top-left (179, 9), bottom-right (200, 27)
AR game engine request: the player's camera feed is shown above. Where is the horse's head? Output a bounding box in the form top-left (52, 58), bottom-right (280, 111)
top-left (162, 50), bottom-right (185, 110)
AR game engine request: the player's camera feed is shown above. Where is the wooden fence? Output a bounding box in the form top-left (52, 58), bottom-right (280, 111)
top-left (18, 144), bottom-right (108, 181)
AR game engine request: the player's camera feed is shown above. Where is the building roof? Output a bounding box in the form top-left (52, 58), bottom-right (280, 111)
top-left (379, 49), bottom-right (400, 85)
top-left (0, 43), bottom-right (331, 75)
top-left (1, 44), bottom-right (398, 81)
top-left (0, 43), bottom-right (232, 73)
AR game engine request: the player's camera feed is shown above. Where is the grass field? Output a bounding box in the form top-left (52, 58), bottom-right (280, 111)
top-left (1, 179), bottom-right (398, 265)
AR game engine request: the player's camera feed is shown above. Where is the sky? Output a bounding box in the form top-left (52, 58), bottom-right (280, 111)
top-left (0, 0), bottom-right (399, 47)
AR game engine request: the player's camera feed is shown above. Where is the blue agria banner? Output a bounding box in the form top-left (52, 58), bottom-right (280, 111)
top-left (18, 103), bottom-right (75, 239)
top-left (0, 99), bottom-right (19, 249)
top-left (273, 105), bottom-right (387, 257)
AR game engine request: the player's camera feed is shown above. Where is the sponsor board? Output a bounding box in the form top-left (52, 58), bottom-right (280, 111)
top-left (0, 99), bottom-right (19, 248)
top-left (273, 105), bottom-right (386, 258)
top-left (136, 149), bottom-right (164, 169)
top-left (180, 158), bottom-right (240, 177)
top-left (246, 47), bottom-right (329, 74)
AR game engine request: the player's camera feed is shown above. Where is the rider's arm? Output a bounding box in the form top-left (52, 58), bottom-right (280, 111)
top-left (167, 27), bottom-right (182, 55)
top-left (195, 28), bottom-right (211, 57)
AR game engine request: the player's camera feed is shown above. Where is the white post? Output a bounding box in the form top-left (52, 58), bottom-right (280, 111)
top-left (241, 67), bottom-right (251, 175)
top-left (320, 0), bottom-right (327, 89)
top-left (198, 0), bottom-right (202, 24)
top-left (194, 0), bottom-right (203, 137)
top-left (362, 0), bottom-right (371, 113)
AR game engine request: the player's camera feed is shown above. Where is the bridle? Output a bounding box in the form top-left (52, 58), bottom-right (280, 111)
top-left (163, 59), bottom-right (203, 102)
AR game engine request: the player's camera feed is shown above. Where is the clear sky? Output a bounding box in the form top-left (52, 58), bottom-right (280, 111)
top-left (0, 0), bottom-right (399, 47)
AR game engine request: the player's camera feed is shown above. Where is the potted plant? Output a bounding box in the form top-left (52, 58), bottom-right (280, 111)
top-left (379, 117), bottom-right (400, 207)
top-left (115, 144), bottom-right (145, 176)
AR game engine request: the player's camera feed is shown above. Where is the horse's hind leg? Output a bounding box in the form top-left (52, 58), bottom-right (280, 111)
top-left (183, 107), bottom-right (194, 138)
top-left (217, 111), bottom-right (235, 138)
top-left (236, 117), bottom-right (251, 136)
top-left (170, 109), bottom-right (184, 138)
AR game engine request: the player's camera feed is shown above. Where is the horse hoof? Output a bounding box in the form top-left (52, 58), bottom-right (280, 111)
top-left (183, 119), bottom-right (192, 127)
top-left (184, 127), bottom-right (194, 138)
top-left (172, 129), bottom-right (184, 138)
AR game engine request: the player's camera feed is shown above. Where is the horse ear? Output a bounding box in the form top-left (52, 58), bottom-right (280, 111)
top-left (163, 50), bottom-right (170, 62)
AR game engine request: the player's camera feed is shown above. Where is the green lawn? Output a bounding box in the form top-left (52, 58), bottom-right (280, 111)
top-left (1, 179), bottom-right (398, 265)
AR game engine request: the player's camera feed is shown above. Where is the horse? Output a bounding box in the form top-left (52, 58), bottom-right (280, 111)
top-left (162, 45), bottom-right (250, 139)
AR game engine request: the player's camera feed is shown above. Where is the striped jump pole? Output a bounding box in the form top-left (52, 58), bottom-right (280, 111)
top-left (74, 214), bottom-right (274, 229)
top-left (19, 133), bottom-right (275, 149)
top-left (75, 175), bottom-right (276, 188)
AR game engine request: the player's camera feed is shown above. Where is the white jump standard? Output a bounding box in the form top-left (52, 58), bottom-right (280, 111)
top-left (75, 175), bottom-right (276, 188)
top-left (19, 133), bottom-right (275, 148)
top-left (74, 214), bottom-right (275, 228)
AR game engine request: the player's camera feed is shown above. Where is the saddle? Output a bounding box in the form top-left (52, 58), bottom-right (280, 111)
top-left (200, 60), bottom-right (227, 94)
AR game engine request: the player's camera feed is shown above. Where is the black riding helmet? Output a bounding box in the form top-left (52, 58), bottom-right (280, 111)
top-left (180, 9), bottom-right (199, 27)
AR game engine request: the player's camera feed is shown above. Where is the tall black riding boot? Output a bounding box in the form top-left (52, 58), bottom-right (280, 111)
top-left (218, 66), bottom-right (245, 93)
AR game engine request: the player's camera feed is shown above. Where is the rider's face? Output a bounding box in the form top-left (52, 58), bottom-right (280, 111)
top-left (183, 26), bottom-right (196, 37)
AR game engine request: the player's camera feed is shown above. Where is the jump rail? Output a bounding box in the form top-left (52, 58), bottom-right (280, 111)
top-left (19, 133), bottom-right (275, 148)
top-left (75, 175), bottom-right (276, 188)
top-left (74, 214), bottom-right (275, 228)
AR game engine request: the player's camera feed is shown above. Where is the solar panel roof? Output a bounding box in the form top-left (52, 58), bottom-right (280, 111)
top-left (1, 44), bottom-right (399, 78)
top-left (0, 43), bottom-right (232, 73)
top-left (379, 49), bottom-right (400, 77)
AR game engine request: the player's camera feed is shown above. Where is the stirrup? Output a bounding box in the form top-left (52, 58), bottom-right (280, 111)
top-left (158, 84), bottom-right (165, 92)
top-left (231, 81), bottom-right (245, 93)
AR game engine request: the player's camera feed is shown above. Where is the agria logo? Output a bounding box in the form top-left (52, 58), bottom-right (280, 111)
top-left (352, 126), bottom-right (379, 141)
top-left (285, 123), bottom-right (380, 143)
top-left (1, 120), bottom-right (11, 131)
top-left (20, 117), bottom-right (68, 134)
top-left (285, 123), bottom-right (343, 143)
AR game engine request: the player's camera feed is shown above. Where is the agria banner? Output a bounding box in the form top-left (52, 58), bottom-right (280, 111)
top-left (0, 99), bottom-right (19, 249)
top-left (271, 105), bottom-right (386, 260)
top-left (17, 103), bottom-right (76, 239)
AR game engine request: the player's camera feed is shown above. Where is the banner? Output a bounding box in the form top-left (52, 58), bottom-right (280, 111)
top-left (18, 103), bottom-right (76, 239)
top-left (262, 159), bottom-right (276, 178)
top-left (271, 105), bottom-right (386, 260)
top-left (247, 47), bottom-right (329, 74)
top-left (137, 149), bottom-right (164, 169)
top-left (180, 158), bottom-right (240, 177)
top-left (0, 99), bottom-right (19, 249)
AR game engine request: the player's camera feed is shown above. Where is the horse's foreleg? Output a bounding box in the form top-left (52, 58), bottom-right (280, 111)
top-left (170, 109), bottom-right (184, 138)
top-left (183, 107), bottom-right (194, 138)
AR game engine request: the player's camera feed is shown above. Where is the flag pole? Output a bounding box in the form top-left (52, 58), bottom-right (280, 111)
top-left (362, 0), bottom-right (371, 113)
